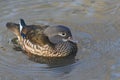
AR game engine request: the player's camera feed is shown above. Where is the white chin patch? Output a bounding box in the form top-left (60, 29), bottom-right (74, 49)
top-left (62, 39), bottom-right (68, 42)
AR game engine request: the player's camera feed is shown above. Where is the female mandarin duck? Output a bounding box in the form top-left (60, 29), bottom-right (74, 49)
top-left (6, 19), bottom-right (77, 58)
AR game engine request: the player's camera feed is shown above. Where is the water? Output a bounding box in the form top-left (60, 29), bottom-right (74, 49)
top-left (0, 0), bottom-right (120, 80)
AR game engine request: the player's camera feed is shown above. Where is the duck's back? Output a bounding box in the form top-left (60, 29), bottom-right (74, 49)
top-left (22, 24), bottom-right (49, 46)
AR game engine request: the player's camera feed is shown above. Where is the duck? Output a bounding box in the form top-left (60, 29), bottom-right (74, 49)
top-left (6, 19), bottom-right (77, 58)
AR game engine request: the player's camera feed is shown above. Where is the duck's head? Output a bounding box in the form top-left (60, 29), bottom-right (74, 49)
top-left (44, 25), bottom-right (77, 44)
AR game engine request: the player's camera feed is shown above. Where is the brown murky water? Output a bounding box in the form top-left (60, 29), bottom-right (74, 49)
top-left (0, 0), bottom-right (120, 80)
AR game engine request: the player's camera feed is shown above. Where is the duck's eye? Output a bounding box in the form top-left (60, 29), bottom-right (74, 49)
top-left (61, 33), bottom-right (66, 36)
top-left (58, 32), bottom-right (66, 37)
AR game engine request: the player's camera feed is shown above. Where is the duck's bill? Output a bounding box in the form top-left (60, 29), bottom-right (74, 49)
top-left (62, 37), bottom-right (78, 43)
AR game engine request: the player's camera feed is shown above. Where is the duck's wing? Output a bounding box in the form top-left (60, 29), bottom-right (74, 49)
top-left (6, 19), bottom-right (50, 46)
top-left (25, 25), bottom-right (50, 46)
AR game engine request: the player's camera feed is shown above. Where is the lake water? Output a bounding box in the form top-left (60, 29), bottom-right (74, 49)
top-left (0, 0), bottom-right (120, 80)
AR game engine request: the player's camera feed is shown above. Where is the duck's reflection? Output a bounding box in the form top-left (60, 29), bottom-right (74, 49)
top-left (28, 54), bottom-right (76, 68)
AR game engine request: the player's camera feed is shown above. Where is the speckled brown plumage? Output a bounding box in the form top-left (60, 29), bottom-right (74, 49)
top-left (6, 19), bottom-right (77, 58)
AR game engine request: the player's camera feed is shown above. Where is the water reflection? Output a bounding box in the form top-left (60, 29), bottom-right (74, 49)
top-left (29, 55), bottom-right (76, 68)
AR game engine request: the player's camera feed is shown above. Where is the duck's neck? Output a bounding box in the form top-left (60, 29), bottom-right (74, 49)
top-left (55, 41), bottom-right (77, 54)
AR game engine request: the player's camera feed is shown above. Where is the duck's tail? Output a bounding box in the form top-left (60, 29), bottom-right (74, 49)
top-left (6, 19), bottom-right (26, 41)
top-left (6, 22), bottom-right (20, 37)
